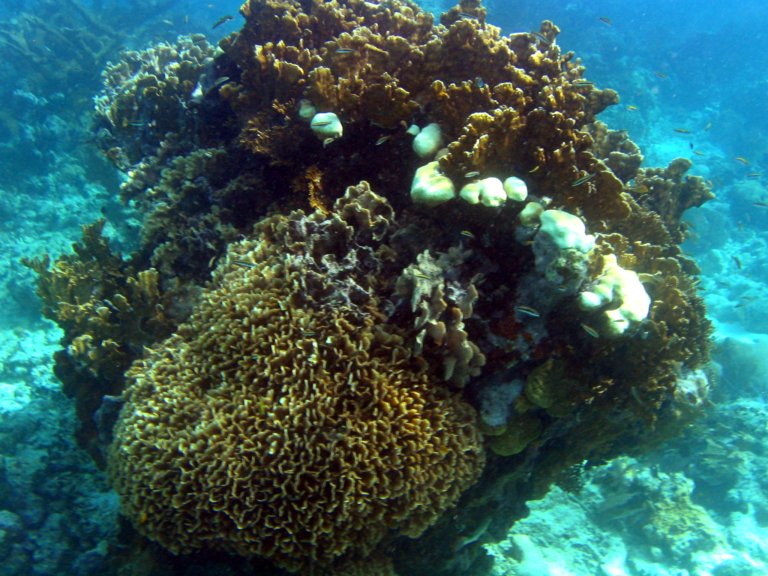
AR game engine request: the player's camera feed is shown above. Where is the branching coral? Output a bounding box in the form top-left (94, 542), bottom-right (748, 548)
top-left (94, 34), bottom-right (222, 167)
top-left (109, 186), bottom-right (484, 572)
top-left (22, 221), bottom-right (178, 464)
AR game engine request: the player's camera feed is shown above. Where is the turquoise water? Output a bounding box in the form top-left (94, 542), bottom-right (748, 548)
top-left (0, 1), bottom-right (766, 574)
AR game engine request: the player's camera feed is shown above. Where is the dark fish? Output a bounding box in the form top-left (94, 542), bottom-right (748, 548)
top-left (532, 32), bottom-right (553, 45)
top-left (212, 15), bottom-right (234, 29)
top-left (598, 16), bottom-right (613, 26)
top-left (580, 323), bottom-right (599, 338)
top-left (753, 201), bottom-right (768, 208)
top-left (747, 172), bottom-right (762, 179)
top-left (572, 80), bottom-right (594, 87)
top-left (655, 71), bottom-right (668, 79)
top-left (732, 256), bottom-right (742, 270)
top-left (572, 173), bottom-right (596, 186)
top-left (674, 128), bottom-right (691, 134)
top-left (515, 305), bottom-right (541, 318)
top-left (233, 260), bottom-right (256, 269)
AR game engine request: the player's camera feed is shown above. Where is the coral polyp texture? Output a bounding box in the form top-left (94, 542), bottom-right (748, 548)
top-left (26, 0), bottom-right (715, 574)
top-left (109, 186), bottom-right (485, 571)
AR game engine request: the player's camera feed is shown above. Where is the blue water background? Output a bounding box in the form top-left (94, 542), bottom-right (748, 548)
top-left (0, 0), bottom-right (767, 574)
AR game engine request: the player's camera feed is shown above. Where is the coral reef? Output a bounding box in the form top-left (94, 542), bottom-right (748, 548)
top-left (109, 186), bottom-right (484, 572)
top-left (93, 34), bottom-right (223, 167)
top-left (632, 157), bottom-right (716, 243)
top-left (22, 221), bottom-right (178, 464)
top-left (26, 0), bottom-right (716, 574)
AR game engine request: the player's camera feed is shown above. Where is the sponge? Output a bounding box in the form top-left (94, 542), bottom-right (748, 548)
top-left (310, 112), bottom-right (343, 142)
top-left (411, 161), bottom-right (456, 206)
top-left (579, 254), bottom-right (651, 335)
top-left (538, 209), bottom-right (595, 253)
top-left (459, 177), bottom-right (507, 207)
top-left (412, 123), bottom-right (443, 158)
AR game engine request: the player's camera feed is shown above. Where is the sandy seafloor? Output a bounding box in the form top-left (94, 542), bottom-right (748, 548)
top-left (1, 0), bottom-right (768, 574)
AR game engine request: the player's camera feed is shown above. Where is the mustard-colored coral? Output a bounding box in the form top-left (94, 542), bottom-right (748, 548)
top-left (22, 220), bottom-right (177, 464)
top-left (109, 185), bottom-right (484, 572)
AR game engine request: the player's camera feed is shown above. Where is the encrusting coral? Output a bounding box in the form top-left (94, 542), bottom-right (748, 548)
top-left (109, 185), bottom-right (485, 572)
top-left (25, 0), bottom-right (717, 574)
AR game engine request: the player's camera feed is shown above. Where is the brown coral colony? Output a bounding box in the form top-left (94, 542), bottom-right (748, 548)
top-left (25, 0), bottom-right (713, 574)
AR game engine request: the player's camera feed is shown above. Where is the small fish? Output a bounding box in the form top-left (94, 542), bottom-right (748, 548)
top-left (747, 172), bottom-right (762, 179)
top-left (732, 256), bottom-right (742, 270)
top-left (335, 48), bottom-right (355, 54)
top-left (580, 323), bottom-right (599, 338)
top-left (572, 80), bottom-right (594, 87)
top-left (673, 128), bottom-right (691, 134)
top-left (528, 165), bottom-right (541, 173)
top-left (460, 230), bottom-right (476, 239)
top-left (735, 156), bottom-right (750, 165)
top-left (654, 71), bottom-right (668, 79)
top-left (322, 137), bottom-right (335, 147)
top-left (161, 19), bottom-right (174, 26)
top-left (458, 12), bottom-right (478, 20)
top-left (312, 119), bottom-right (334, 127)
top-left (532, 32), bottom-right (553, 45)
top-left (375, 135), bottom-right (391, 146)
top-left (626, 105), bottom-right (638, 111)
top-left (211, 76), bottom-right (231, 89)
top-left (693, 150), bottom-right (705, 156)
top-left (413, 271), bottom-right (432, 280)
top-left (572, 173), bottom-right (596, 186)
top-left (464, 170), bottom-right (480, 178)
top-left (474, 76), bottom-right (486, 88)
top-left (212, 14), bottom-right (234, 29)
top-left (127, 121), bottom-right (146, 127)
top-left (704, 121), bottom-right (713, 131)
top-left (515, 305), bottom-right (541, 318)
top-left (598, 16), bottom-right (613, 26)
top-left (233, 260), bottom-right (256, 269)
top-left (753, 201), bottom-right (768, 208)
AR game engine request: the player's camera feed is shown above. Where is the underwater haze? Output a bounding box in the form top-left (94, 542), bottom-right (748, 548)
top-left (0, 0), bottom-right (767, 575)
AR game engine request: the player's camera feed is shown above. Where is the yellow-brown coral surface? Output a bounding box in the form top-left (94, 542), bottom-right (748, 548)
top-left (109, 187), bottom-right (484, 572)
top-left (24, 0), bottom-right (715, 573)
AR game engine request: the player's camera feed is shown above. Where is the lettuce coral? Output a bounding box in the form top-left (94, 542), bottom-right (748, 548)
top-left (109, 185), bottom-right (485, 572)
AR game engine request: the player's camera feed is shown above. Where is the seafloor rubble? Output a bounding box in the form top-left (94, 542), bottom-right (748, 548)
top-left (26, 0), bottom-right (713, 574)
